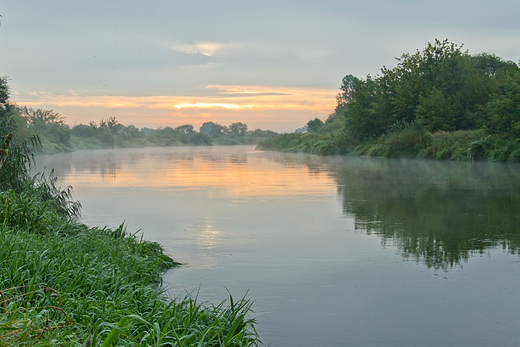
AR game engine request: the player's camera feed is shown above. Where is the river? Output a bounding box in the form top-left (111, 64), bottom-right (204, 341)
top-left (34, 146), bottom-right (520, 347)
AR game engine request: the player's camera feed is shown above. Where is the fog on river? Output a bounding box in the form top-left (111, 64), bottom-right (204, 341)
top-left (35, 146), bottom-right (520, 347)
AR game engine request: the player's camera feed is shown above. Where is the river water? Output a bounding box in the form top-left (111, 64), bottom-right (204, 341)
top-left (34, 146), bottom-right (520, 347)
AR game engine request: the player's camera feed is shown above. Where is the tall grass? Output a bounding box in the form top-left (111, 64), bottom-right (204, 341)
top-left (0, 190), bottom-right (259, 346)
top-left (257, 131), bottom-right (351, 155)
top-left (260, 125), bottom-right (520, 163)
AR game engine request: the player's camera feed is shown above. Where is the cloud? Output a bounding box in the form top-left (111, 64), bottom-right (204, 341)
top-left (204, 85), bottom-right (291, 97)
top-left (19, 85), bottom-right (336, 112)
top-left (14, 85), bottom-right (338, 132)
top-left (172, 41), bottom-right (239, 57)
top-left (174, 102), bottom-right (242, 110)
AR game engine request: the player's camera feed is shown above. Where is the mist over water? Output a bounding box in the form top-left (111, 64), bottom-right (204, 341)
top-left (35, 146), bottom-right (520, 347)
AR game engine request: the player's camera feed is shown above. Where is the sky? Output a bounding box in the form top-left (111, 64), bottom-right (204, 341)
top-left (1, 1), bottom-right (519, 132)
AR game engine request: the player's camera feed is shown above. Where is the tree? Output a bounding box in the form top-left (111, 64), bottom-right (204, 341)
top-left (200, 121), bottom-right (228, 136)
top-left (485, 64), bottom-right (520, 137)
top-left (335, 74), bottom-right (359, 115)
top-left (343, 39), bottom-right (519, 140)
top-left (175, 124), bottom-right (195, 134)
top-left (106, 116), bottom-right (122, 134)
top-left (71, 124), bottom-right (95, 137)
top-left (21, 107), bottom-right (71, 146)
top-left (0, 76), bottom-right (9, 108)
top-left (306, 118), bottom-right (324, 133)
top-left (229, 122), bottom-right (248, 136)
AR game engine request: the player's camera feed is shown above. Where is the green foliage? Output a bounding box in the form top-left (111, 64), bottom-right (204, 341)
top-left (0, 76), bottom-right (10, 107)
top-left (0, 81), bottom-right (80, 220)
top-left (261, 40), bottom-right (520, 161)
top-left (383, 121), bottom-right (430, 158)
top-left (200, 121), bottom-right (229, 137)
top-left (306, 118), bottom-right (325, 133)
top-left (189, 132), bottom-right (213, 145)
top-left (20, 107), bottom-right (72, 152)
top-left (258, 131), bottom-right (352, 155)
top-left (485, 63), bottom-right (520, 137)
top-left (26, 113), bottom-right (278, 151)
top-left (0, 114), bottom-right (37, 192)
top-left (344, 39), bottom-right (520, 141)
top-left (0, 82), bottom-right (275, 152)
top-left (0, 193), bottom-right (259, 345)
top-left (229, 122), bottom-right (248, 136)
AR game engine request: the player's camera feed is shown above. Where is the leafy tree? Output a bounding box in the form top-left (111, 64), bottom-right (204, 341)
top-left (106, 116), bottom-right (123, 134)
top-left (343, 39), bottom-right (520, 140)
top-left (306, 118), bottom-right (324, 133)
top-left (175, 124), bottom-right (195, 134)
top-left (200, 121), bottom-right (228, 136)
top-left (485, 64), bottom-right (520, 137)
top-left (415, 87), bottom-right (455, 131)
top-left (335, 74), bottom-right (359, 116)
top-left (21, 107), bottom-right (71, 146)
top-left (71, 124), bottom-right (96, 137)
top-left (189, 132), bottom-right (212, 145)
top-left (229, 122), bottom-right (248, 136)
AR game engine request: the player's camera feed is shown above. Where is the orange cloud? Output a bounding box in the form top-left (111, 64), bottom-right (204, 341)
top-left (14, 85), bottom-right (338, 131)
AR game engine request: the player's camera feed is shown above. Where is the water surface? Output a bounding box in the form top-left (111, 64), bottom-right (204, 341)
top-left (35, 146), bottom-right (520, 347)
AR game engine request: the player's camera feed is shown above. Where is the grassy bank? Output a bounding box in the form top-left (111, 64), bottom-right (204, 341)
top-left (258, 127), bottom-right (520, 162)
top-left (0, 191), bottom-right (259, 346)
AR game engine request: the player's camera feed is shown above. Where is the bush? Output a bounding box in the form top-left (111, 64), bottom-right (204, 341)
top-left (384, 125), bottom-right (430, 158)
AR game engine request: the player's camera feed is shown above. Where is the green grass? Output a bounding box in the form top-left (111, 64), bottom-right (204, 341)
top-left (257, 131), bottom-right (351, 155)
top-left (259, 127), bottom-right (520, 162)
top-left (0, 190), bottom-right (259, 346)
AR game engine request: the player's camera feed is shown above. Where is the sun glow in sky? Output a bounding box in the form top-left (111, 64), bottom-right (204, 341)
top-left (1, 1), bottom-right (520, 132)
top-left (17, 85), bottom-right (338, 130)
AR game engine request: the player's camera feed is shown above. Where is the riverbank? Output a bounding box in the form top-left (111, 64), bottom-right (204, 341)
top-left (0, 190), bottom-right (259, 345)
top-left (257, 128), bottom-right (520, 162)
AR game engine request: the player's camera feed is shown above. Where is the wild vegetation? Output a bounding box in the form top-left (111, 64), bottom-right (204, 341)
top-left (2, 101), bottom-right (277, 154)
top-left (0, 77), bottom-right (259, 345)
top-left (259, 39), bottom-right (520, 161)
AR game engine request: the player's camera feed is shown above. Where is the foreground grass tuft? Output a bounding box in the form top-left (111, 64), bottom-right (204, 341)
top-left (0, 191), bottom-right (259, 346)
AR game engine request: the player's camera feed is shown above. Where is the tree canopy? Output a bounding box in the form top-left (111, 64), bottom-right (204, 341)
top-left (343, 39), bottom-right (520, 140)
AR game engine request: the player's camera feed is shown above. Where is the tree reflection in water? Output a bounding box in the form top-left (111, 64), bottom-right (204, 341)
top-left (293, 154), bottom-right (520, 270)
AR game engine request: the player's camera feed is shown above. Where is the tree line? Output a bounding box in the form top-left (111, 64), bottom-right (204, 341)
top-left (260, 39), bottom-right (520, 161)
top-left (0, 80), bottom-right (278, 153)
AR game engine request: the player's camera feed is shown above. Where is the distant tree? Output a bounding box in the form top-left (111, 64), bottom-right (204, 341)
top-left (229, 122), bottom-right (248, 136)
top-left (21, 107), bottom-right (71, 146)
top-left (189, 132), bottom-right (213, 145)
top-left (253, 129), bottom-right (279, 138)
top-left (306, 118), bottom-right (325, 133)
top-left (175, 124), bottom-right (195, 134)
top-left (71, 124), bottom-right (95, 137)
top-left (200, 121), bottom-right (228, 136)
top-left (99, 118), bottom-right (108, 129)
top-left (106, 116), bottom-right (122, 134)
